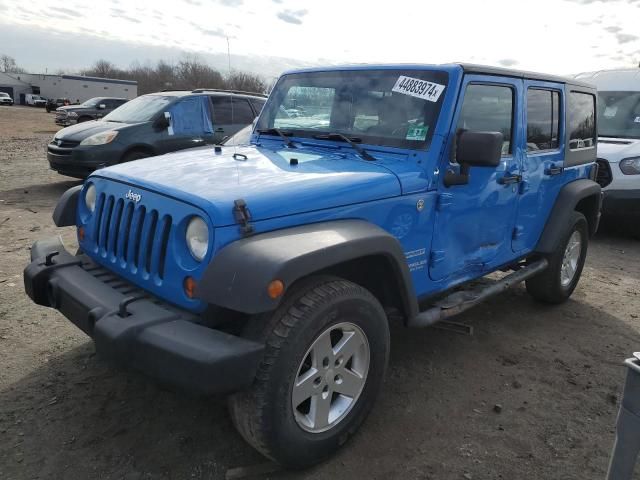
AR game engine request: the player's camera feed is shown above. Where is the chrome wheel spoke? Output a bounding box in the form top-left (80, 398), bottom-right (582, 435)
top-left (310, 391), bottom-right (332, 430)
top-left (292, 367), bottom-right (319, 407)
top-left (334, 369), bottom-right (364, 398)
top-left (311, 331), bottom-right (334, 367)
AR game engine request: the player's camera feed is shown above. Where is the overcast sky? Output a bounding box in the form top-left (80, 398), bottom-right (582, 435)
top-left (0, 0), bottom-right (639, 78)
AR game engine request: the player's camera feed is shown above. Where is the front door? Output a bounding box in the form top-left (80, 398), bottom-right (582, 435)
top-left (156, 96), bottom-right (214, 154)
top-left (429, 76), bottom-right (524, 282)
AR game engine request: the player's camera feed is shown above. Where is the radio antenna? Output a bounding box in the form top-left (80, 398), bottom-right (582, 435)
top-left (227, 36), bottom-right (237, 153)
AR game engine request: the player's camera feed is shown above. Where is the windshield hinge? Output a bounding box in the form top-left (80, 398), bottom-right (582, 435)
top-left (233, 199), bottom-right (254, 236)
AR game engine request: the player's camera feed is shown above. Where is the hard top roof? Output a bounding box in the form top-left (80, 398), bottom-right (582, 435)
top-left (149, 89), bottom-right (267, 99)
top-left (282, 63), bottom-right (595, 89)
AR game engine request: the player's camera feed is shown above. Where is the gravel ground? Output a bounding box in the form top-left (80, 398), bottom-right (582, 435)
top-left (1, 105), bottom-right (639, 479)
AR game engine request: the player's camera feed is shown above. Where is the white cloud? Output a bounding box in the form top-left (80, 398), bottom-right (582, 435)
top-left (1, 0), bottom-right (639, 75)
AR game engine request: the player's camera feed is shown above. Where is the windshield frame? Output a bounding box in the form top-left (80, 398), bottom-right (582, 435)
top-left (256, 68), bottom-right (450, 150)
top-left (597, 90), bottom-right (640, 140)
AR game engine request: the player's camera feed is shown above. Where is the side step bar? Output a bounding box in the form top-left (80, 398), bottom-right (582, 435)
top-left (408, 259), bottom-right (548, 328)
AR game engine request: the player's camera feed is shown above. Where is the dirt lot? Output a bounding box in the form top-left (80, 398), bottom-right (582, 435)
top-left (1, 105), bottom-right (639, 479)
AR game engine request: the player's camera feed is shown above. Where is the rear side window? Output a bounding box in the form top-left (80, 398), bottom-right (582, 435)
top-left (568, 91), bottom-right (596, 150)
top-left (526, 89), bottom-right (560, 152)
top-left (457, 84), bottom-right (513, 155)
top-left (233, 99), bottom-right (256, 124)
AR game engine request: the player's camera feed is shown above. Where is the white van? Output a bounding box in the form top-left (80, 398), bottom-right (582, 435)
top-left (575, 68), bottom-right (640, 225)
top-left (25, 94), bottom-right (47, 107)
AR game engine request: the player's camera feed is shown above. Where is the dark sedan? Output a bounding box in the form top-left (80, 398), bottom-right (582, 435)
top-left (48, 89), bottom-right (266, 178)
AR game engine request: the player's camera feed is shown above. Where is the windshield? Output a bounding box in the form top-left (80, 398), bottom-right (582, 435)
top-left (102, 95), bottom-right (173, 123)
top-left (256, 69), bottom-right (449, 149)
top-left (598, 91), bottom-right (640, 139)
top-left (0, 93), bottom-right (8, 97)
top-left (81, 98), bottom-right (100, 107)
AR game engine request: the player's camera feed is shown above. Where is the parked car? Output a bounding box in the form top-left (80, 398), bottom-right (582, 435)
top-left (54, 97), bottom-right (128, 126)
top-left (25, 64), bottom-right (601, 468)
top-left (0, 92), bottom-right (13, 105)
top-left (47, 89), bottom-right (267, 178)
top-left (575, 68), bottom-right (640, 227)
top-left (46, 97), bottom-right (70, 113)
top-left (25, 94), bottom-right (47, 107)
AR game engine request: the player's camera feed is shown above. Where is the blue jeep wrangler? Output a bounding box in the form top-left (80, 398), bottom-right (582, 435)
top-left (24, 64), bottom-right (601, 468)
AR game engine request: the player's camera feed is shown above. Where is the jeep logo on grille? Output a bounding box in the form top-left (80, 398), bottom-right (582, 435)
top-left (125, 190), bottom-right (142, 203)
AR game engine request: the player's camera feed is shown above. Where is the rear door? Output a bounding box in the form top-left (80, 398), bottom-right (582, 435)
top-left (512, 82), bottom-right (564, 252)
top-left (429, 75), bottom-right (524, 282)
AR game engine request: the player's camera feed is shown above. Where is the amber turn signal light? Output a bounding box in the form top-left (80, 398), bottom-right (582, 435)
top-left (184, 276), bottom-right (197, 299)
top-left (267, 279), bottom-right (285, 299)
top-left (78, 226), bottom-right (85, 241)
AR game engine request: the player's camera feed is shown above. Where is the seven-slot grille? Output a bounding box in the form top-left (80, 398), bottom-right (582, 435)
top-left (92, 192), bottom-right (172, 280)
top-left (595, 158), bottom-right (612, 188)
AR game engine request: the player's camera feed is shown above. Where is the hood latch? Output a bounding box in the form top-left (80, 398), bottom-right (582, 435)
top-left (233, 199), bottom-right (254, 236)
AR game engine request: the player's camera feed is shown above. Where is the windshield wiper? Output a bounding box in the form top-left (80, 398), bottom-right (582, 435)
top-left (312, 133), bottom-right (376, 161)
top-left (257, 128), bottom-right (297, 148)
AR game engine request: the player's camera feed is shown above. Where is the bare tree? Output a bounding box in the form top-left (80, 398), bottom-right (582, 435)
top-left (0, 54), bottom-right (25, 73)
top-left (225, 71), bottom-right (267, 93)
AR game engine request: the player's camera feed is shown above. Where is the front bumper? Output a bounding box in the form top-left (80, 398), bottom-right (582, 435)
top-left (23, 237), bottom-right (264, 394)
top-left (55, 117), bottom-right (76, 126)
top-left (47, 144), bottom-right (123, 178)
top-left (602, 189), bottom-right (640, 219)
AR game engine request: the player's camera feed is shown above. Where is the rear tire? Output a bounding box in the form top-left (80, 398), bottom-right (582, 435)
top-left (526, 211), bottom-right (589, 304)
top-left (228, 276), bottom-right (390, 468)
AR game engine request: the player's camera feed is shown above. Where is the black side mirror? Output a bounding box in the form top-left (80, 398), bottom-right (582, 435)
top-left (457, 131), bottom-right (503, 167)
top-left (444, 130), bottom-right (504, 186)
top-left (153, 113), bottom-right (171, 130)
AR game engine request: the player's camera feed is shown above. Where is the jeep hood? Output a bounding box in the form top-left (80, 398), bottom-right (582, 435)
top-left (55, 120), bottom-right (138, 142)
top-left (598, 137), bottom-right (640, 163)
top-left (94, 145), bottom-right (402, 226)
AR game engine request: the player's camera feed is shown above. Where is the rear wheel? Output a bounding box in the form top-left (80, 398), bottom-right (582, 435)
top-left (526, 211), bottom-right (588, 304)
top-left (228, 276), bottom-right (390, 468)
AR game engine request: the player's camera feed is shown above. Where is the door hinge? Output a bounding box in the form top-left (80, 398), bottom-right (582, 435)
top-left (233, 199), bottom-right (254, 236)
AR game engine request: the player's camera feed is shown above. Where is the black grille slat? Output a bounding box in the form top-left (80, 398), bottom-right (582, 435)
top-left (596, 159), bottom-right (612, 188)
top-left (107, 199), bottom-right (124, 260)
top-left (88, 189), bottom-right (173, 284)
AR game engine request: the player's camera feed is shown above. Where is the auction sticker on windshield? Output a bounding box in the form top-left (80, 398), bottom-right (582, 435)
top-left (392, 76), bottom-right (445, 102)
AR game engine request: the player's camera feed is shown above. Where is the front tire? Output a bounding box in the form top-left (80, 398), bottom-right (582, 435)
top-left (526, 211), bottom-right (589, 304)
top-left (229, 277), bottom-right (390, 468)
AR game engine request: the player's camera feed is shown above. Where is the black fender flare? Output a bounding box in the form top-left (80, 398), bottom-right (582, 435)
top-left (535, 178), bottom-right (602, 254)
top-left (198, 220), bottom-right (419, 317)
top-left (52, 185), bottom-right (82, 227)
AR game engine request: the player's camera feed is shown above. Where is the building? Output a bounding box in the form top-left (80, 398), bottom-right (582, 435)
top-left (0, 72), bottom-right (137, 104)
top-left (0, 72), bottom-right (32, 102)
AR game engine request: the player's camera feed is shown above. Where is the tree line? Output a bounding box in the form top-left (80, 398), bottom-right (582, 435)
top-left (0, 54), bottom-right (269, 95)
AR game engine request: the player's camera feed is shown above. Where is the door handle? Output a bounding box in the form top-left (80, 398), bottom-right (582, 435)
top-left (545, 166), bottom-right (563, 176)
top-left (215, 128), bottom-right (224, 132)
top-left (498, 174), bottom-right (522, 185)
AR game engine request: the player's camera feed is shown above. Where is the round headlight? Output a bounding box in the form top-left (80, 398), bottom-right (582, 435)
top-left (85, 184), bottom-right (96, 212)
top-left (186, 216), bottom-right (209, 261)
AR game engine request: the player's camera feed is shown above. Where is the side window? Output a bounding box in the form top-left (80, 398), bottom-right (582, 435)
top-left (250, 98), bottom-right (266, 115)
top-left (568, 91), bottom-right (596, 150)
top-left (211, 97), bottom-right (232, 124)
top-left (457, 84), bottom-right (513, 155)
top-left (233, 99), bottom-right (256, 124)
top-left (526, 88), bottom-right (561, 152)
